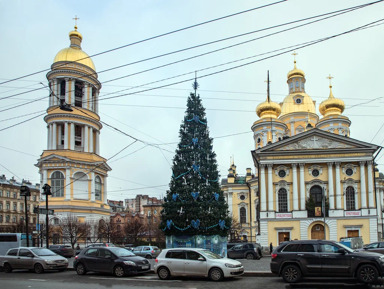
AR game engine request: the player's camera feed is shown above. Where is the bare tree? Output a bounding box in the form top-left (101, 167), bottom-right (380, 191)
top-left (124, 217), bottom-right (146, 244)
top-left (61, 214), bottom-right (90, 248)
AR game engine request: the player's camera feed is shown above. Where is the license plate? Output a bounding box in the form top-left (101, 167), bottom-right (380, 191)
top-left (141, 265), bottom-right (149, 269)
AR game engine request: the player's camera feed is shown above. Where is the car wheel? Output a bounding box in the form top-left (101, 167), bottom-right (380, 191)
top-left (76, 263), bottom-right (87, 275)
top-left (114, 265), bottom-right (125, 277)
top-left (145, 254), bottom-right (152, 259)
top-left (209, 267), bottom-right (224, 281)
top-left (157, 266), bottom-right (171, 280)
top-left (3, 263), bottom-right (12, 273)
top-left (357, 264), bottom-right (378, 283)
top-left (246, 253), bottom-right (255, 260)
top-left (282, 264), bottom-right (302, 283)
top-left (34, 263), bottom-right (44, 274)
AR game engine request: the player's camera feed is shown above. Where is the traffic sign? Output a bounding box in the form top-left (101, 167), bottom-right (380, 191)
top-left (39, 208), bottom-right (54, 215)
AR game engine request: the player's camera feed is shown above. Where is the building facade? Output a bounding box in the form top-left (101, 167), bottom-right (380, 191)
top-left (224, 59), bottom-right (384, 248)
top-left (35, 25), bottom-right (111, 224)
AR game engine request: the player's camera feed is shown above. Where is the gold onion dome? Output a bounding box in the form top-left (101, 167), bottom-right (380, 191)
top-left (53, 25), bottom-right (96, 71)
top-left (287, 60), bottom-right (305, 80)
top-left (256, 98), bottom-right (281, 119)
top-left (319, 85), bottom-right (345, 116)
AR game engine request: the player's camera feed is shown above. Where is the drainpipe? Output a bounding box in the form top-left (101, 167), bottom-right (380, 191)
top-left (247, 182), bottom-right (252, 242)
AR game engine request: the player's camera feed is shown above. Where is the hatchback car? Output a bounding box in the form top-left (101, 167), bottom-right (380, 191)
top-left (154, 248), bottom-right (244, 281)
top-left (48, 245), bottom-right (75, 258)
top-left (270, 240), bottom-right (384, 284)
top-left (227, 243), bottom-right (261, 260)
top-left (74, 247), bottom-right (150, 277)
top-left (132, 245), bottom-right (160, 259)
top-left (357, 242), bottom-right (384, 254)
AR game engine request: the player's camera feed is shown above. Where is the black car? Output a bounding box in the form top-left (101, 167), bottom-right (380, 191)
top-left (48, 245), bottom-right (75, 258)
top-left (270, 240), bottom-right (384, 284)
top-left (227, 243), bottom-right (261, 260)
top-left (74, 247), bottom-right (150, 277)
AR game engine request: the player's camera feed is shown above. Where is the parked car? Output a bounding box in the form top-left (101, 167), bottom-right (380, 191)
top-left (48, 245), bottom-right (75, 258)
top-left (85, 243), bottom-right (116, 248)
top-left (0, 247), bottom-right (68, 273)
top-left (74, 247), bottom-right (150, 277)
top-left (154, 247), bottom-right (244, 281)
top-left (356, 242), bottom-right (384, 254)
top-left (270, 240), bottom-right (384, 284)
top-left (227, 243), bottom-right (261, 260)
top-left (132, 245), bottom-right (161, 259)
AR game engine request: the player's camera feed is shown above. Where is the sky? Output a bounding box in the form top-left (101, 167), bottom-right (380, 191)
top-left (0, 0), bottom-right (384, 201)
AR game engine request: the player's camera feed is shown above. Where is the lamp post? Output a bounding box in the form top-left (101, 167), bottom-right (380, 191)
top-left (20, 185), bottom-right (31, 247)
top-left (42, 184), bottom-right (52, 248)
top-left (322, 187), bottom-right (326, 240)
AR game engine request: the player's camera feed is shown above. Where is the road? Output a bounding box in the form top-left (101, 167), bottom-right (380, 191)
top-left (1, 270), bottom-right (384, 289)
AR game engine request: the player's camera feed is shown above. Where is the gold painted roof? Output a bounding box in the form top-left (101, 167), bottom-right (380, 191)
top-left (280, 92), bottom-right (316, 115)
top-left (256, 99), bottom-right (281, 119)
top-left (53, 28), bottom-right (95, 71)
top-left (287, 61), bottom-right (305, 80)
top-left (319, 85), bottom-right (345, 116)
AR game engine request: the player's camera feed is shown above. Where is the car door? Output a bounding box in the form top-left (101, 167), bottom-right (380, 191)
top-left (320, 243), bottom-right (351, 276)
top-left (83, 248), bottom-right (99, 271)
top-left (94, 249), bottom-right (115, 273)
top-left (228, 245), bottom-right (243, 259)
top-left (133, 246), bottom-right (143, 257)
top-left (184, 250), bottom-right (207, 276)
top-left (17, 249), bottom-right (35, 270)
top-left (164, 250), bottom-right (185, 276)
top-left (295, 243), bottom-right (321, 275)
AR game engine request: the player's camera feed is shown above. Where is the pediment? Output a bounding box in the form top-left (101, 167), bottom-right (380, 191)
top-left (275, 135), bottom-right (354, 151)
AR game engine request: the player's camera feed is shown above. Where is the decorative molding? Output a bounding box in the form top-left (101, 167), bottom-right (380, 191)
top-left (276, 136), bottom-right (355, 150)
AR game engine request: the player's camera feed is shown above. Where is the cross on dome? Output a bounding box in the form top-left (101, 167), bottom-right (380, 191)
top-left (73, 15), bottom-right (80, 30)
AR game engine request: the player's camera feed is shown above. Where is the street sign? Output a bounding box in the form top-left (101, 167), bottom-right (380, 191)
top-left (39, 208), bottom-right (54, 215)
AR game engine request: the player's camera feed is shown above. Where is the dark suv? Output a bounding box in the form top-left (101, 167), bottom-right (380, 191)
top-left (48, 244), bottom-right (74, 258)
top-left (227, 243), bottom-right (261, 260)
top-left (270, 240), bottom-right (384, 284)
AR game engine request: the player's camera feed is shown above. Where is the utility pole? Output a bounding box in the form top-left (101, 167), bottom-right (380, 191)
top-left (322, 187), bottom-right (326, 240)
top-left (20, 186), bottom-right (31, 247)
top-left (42, 184), bottom-right (52, 248)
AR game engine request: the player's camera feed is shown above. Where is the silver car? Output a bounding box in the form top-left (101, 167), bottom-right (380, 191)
top-left (154, 248), bottom-right (244, 281)
top-left (1, 247), bottom-right (68, 273)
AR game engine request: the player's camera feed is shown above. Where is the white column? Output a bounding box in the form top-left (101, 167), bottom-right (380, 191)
top-left (70, 122), bottom-right (75, 150)
top-left (52, 79), bottom-right (57, 106)
top-left (267, 164), bottom-right (273, 211)
top-left (47, 125), bottom-right (50, 149)
top-left (64, 122), bottom-right (69, 149)
top-left (328, 162), bottom-right (335, 210)
top-left (84, 126), bottom-right (89, 153)
top-left (228, 192), bottom-right (233, 216)
top-left (90, 127), bottom-right (94, 153)
top-left (65, 168), bottom-right (71, 200)
top-left (367, 161), bottom-right (374, 208)
top-left (70, 79), bottom-right (75, 105)
top-left (65, 78), bottom-right (69, 104)
top-left (96, 131), bottom-right (100, 155)
top-left (335, 162), bottom-right (342, 209)
top-left (95, 91), bottom-right (99, 114)
top-left (103, 177), bottom-right (108, 204)
top-left (292, 163), bottom-right (298, 211)
top-left (360, 161), bottom-right (367, 208)
top-left (299, 164), bottom-right (305, 210)
top-left (91, 172), bottom-right (95, 201)
top-left (381, 188), bottom-right (384, 214)
top-left (57, 124), bottom-right (62, 149)
top-left (260, 165), bottom-right (266, 211)
top-left (52, 123), bottom-right (57, 149)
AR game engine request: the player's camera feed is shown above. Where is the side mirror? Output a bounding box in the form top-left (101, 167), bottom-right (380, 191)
top-left (198, 257), bottom-right (205, 261)
top-left (337, 248), bottom-right (346, 255)
top-left (27, 253), bottom-right (34, 258)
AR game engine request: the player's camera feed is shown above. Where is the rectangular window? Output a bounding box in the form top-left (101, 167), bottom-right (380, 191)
top-left (0, 190), bottom-right (2, 197)
top-left (6, 203), bottom-right (10, 210)
top-left (6, 191), bottom-right (10, 198)
top-left (13, 192), bottom-right (17, 199)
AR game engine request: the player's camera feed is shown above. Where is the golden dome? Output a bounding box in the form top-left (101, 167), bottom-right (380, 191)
top-left (280, 92), bottom-right (316, 115)
top-left (319, 85), bottom-right (345, 116)
top-left (287, 60), bottom-right (305, 80)
top-left (53, 27), bottom-right (96, 71)
top-left (256, 98), bottom-right (281, 119)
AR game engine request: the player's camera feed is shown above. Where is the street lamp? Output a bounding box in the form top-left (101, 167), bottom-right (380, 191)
top-left (20, 185), bottom-right (31, 247)
top-left (42, 184), bottom-right (52, 248)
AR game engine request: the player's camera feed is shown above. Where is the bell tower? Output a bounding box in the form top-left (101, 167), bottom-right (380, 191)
top-left (36, 24), bottom-right (111, 221)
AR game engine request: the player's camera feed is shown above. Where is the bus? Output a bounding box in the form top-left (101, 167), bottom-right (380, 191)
top-left (0, 233), bottom-right (31, 255)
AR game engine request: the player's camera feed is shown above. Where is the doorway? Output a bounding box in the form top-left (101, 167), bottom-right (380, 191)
top-left (278, 232), bottom-right (290, 244)
top-left (311, 224), bottom-right (325, 239)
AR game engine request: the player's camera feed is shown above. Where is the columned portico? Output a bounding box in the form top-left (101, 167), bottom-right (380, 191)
top-left (292, 164), bottom-right (298, 211)
top-left (360, 161), bottom-right (367, 209)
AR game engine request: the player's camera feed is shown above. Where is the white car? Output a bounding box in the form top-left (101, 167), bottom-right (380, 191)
top-left (154, 247), bottom-right (244, 281)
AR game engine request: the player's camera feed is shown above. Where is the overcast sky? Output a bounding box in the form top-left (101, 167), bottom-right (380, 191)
top-left (1, 0), bottom-right (383, 201)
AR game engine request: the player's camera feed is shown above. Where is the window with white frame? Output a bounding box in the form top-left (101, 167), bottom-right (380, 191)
top-left (240, 207), bottom-right (246, 224)
top-left (95, 176), bottom-right (102, 201)
top-left (51, 171), bottom-right (65, 197)
top-left (278, 188), bottom-right (288, 212)
top-left (346, 186), bottom-right (355, 211)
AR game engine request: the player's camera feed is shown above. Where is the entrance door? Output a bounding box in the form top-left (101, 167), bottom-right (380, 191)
top-left (347, 230), bottom-right (359, 237)
top-left (278, 232), bottom-right (290, 244)
top-left (311, 224), bottom-right (325, 240)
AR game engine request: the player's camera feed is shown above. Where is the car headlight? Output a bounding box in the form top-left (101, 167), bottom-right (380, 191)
top-left (45, 260), bottom-right (55, 264)
top-left (123, 261), bottom-right (136, 266)
top-left (225, 263), bottom-right (237, 268)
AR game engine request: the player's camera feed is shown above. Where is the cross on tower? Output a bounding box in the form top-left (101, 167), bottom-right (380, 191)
top-left (292, 51), bottom-right (298, 64)
top-left (327, 74), bottom-right (334, 86)
top-left (73, 15), bottom-right (80, 30)
top-left (264, 70), bottom-right (271, 102)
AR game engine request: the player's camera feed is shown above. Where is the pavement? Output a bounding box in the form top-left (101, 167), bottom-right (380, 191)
top-left (67, 255), bottom-right (274, 277)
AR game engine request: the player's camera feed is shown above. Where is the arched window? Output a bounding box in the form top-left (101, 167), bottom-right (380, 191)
top-left (346, 186), bottom-right (355, 211)
top-left (278, 188), bottom-right (288, 212)
top-left (95, 176), bottom-right (102, 201)
top-left (240, 207), bottom-right (246, 224)
top-left (51, 171), bottom-right (64, 197)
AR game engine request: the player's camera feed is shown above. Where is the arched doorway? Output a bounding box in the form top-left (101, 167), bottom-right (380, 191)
top-left (311, 224), bottom-right (325, 239)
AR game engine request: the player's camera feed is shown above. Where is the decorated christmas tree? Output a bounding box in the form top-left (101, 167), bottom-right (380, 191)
top-left (160, 81), bottom-right (231, 252)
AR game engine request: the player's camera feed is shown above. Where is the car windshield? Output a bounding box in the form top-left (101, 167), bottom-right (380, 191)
top-left (31, 248), bottom-right (57, 256)
top-left (200, 249), bottom-right (223, 259)
top-left (109, 247), bottom-right (135, 257)
top-left (335, 242), bottom-right (354, 253)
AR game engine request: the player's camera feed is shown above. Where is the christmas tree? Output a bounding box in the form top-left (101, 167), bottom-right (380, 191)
top-left (160, 82), bottom-right (231, 239)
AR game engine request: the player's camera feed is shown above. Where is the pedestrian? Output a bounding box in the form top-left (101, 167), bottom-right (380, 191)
top-left (76, 244), bottom-right (80, 250)
top-left (269, 242), bottom-right (273, 254)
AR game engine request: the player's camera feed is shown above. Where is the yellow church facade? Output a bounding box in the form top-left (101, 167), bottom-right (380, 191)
top-left (223, 59), bottom-right (384, 248)
top-left (35, 25), bottom-right (111, 223)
